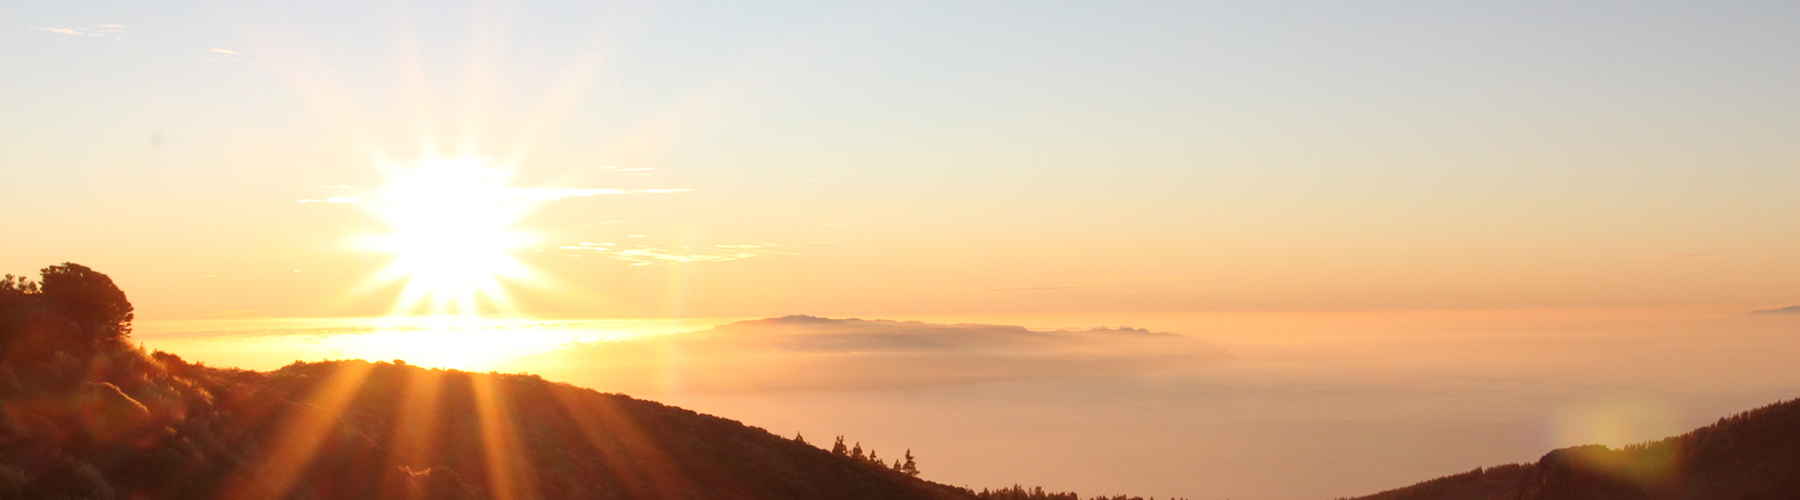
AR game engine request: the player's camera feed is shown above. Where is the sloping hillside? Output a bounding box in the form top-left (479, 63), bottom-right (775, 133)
top-left (0, 264), bottom-right (972, 500)
top-left (1345, 398), bottom-right (1800, 500)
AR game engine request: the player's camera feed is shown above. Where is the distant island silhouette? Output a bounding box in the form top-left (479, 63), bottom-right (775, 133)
top-left (501, 314), bottom-right (1231, 395)
top-left (1750, 305), bottom-right (1800, 315)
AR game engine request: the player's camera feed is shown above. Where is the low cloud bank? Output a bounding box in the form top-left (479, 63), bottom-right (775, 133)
top-left (498, 316), bottom-right (1231, 394)
top-left (1751, 305), bottom-right (1800, 315)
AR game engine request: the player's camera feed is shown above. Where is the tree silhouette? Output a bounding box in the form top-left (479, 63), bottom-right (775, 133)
top-left (831, 436), bottom-right (847, 455)
top-left (38, 262), bottom-right (133, 349)
top-left (901, 449), bottom-right (919, 477)
top-left (1, 263), bottom-right (135, 373)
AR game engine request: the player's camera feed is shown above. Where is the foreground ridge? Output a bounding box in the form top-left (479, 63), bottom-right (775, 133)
top-left (0, 263), bottom-right (964, 499)
top-left (0, 263), bottom-right (1174, 500)
top-left (1342, 397), bottom-right (1800, 500)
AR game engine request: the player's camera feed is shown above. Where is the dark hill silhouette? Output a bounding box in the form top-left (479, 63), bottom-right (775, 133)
top-left (0, 263), bottom-right (1178, 500)
top-left (0, 264), bottom-right (975, 499)
top-left (1342, 398), bottom-right (1800, 500)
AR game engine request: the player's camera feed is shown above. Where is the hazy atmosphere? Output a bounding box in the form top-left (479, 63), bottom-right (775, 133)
top-left (130, 310), bottom-right (1800, 499)
top-left (5, 1), bottom-right (1800, 499)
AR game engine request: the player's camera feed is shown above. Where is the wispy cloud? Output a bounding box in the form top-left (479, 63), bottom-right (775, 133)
top-left (294, 197), bottom-right (363, 204)
top-left (1646, 254), bottom-right (1718, 259)
top-left (31, 25), bottom-right (127, 39)
top-left (561, 242), bottom-right (787, 266)
top-left (204, 47), bottom-right (260, 66)
top-left (509, 187), bottom-right (692, 200)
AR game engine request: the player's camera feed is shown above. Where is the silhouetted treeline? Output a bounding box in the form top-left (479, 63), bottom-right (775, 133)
top-left (969, 484), bottom-right (1188, 500)
top-left (826, 434), bottom-right (921, 476)
top-left (1342, 396), bottom-right (1800, 500)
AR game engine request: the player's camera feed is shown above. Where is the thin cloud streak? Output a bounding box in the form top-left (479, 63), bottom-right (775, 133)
top-left (511, 187), bottom-right (693, 200)
top-left (560, 242), bottom-right (786, 266)
top-left (32, 27), bottom-right (89, 36)
top-left (31, 25), bottom-right (126, 39)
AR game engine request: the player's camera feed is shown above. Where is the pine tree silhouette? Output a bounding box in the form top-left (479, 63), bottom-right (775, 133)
top-left (831, 435), bottom-right (847, 455)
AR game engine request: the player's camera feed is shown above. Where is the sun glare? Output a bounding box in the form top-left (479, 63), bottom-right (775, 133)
top-left (360, 158), bottom-right (543, 316)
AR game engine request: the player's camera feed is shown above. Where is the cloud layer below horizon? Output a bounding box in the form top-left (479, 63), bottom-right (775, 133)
top-left (497, 316), bottom-right (1232, 394)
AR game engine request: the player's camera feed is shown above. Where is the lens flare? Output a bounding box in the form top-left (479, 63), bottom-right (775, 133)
top-left (360, 158), bottom-right (542, 316)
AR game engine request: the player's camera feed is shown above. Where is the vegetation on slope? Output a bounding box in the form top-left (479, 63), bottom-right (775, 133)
top-left (0, 263), bottom-right (1177, 500)
top-left (0, 263), bottom-right (969, 499)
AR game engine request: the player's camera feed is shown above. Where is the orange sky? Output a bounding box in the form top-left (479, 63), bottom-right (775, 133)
top-left (3, 1), bottom-right (1799, 320)
top-left (10, 5), bottom-right (1800, 499)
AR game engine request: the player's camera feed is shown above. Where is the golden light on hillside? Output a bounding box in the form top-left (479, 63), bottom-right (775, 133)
top-left (359, 158), bottom-right (542, 317)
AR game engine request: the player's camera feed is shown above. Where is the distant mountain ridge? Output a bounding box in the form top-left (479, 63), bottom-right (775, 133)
top-left (500, 314), bottom-right (1230, 394)
top-left (1749, 305), bottom-right (1800, 315)
top-left (1342, 397), bottom-right (1800, 500)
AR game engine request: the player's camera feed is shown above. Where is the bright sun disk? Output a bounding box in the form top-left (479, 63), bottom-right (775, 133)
top-left (360, 158), bottom-right (543, 316)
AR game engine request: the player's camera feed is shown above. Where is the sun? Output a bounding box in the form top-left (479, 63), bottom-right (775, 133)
top-left (360, 158), bottom-right (542, 316)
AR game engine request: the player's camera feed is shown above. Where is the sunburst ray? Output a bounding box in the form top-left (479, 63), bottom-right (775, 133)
top-left (220, 361), bottom-right (377, 500)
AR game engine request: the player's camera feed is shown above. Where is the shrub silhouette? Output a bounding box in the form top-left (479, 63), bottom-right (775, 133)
top-left (38, 263), bottom-right (134, 342)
